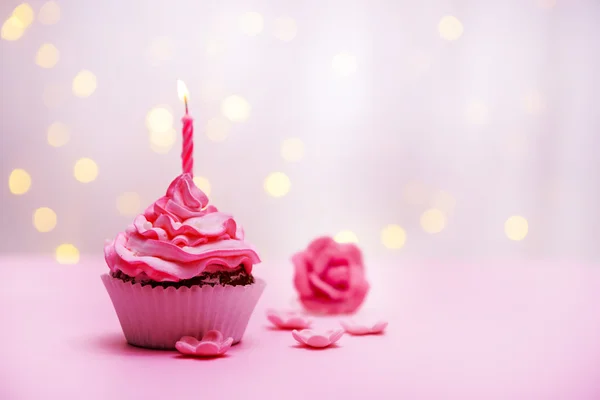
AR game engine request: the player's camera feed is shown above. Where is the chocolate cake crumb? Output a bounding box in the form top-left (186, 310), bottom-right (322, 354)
top-left (111, 267), bottom-right (255, 288)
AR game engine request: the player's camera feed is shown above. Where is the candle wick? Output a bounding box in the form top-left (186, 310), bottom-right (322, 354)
top-left (184, 97), bottom-right (189, 115)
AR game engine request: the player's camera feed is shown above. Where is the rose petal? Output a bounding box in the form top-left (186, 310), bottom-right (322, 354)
top-left (309, 273), bottom-right (345, 301)
top-left (292, 253), bottom-right (313, 297)
top-left (306, 237), bottom-right (336, 258)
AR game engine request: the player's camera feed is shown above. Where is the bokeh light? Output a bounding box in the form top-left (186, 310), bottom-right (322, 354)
top-left (420, 208), bottom-right (446, 234)
top-left (72, 70), bottom-right (97, 98)
top-left (334, 230), bottom-right (359, 244)
top-left (193, 176), bottom-right (212, 196)
top-left (523, 89), bottom-right (546, 114)
top-left (43, 83), bottom-right (68, 109)
top-left (47, 122), bottom-right (70, 147)
top-left (33, 207), bottom-right (57, 232)
top-left (149, 128), bottom-right (176, 153)
top-left (55, 244), bottom-right (79, 265)
top-left (465, 101), bottom-right (489, 125)
top-left (221, 95), bottom-right (251, 122)
top-left (438, 15), bottom-right (464, 41)
top-left (431, 190), bottom-right (456, 213)
top-left (146, 106), bottom-right (173, 133)
top-left (13, 3), bottom-right (34, 28)
top-left (264, 172), bottom-right (291, 198)
top-left (281, 138), bottom-right (305, 162)
top-left (331, 52), bottom-right (357, 77)
top-left (116, 192), bottom-right (141, 217)
top-left (239, 12), bottom-right (264, 36)
top-left (1, 16), bottom-right (25, 41)
top-left (73, 158), bottom-right (98, 183)
top-left (505, 215), bottom-right (528, 241)
top-left (38, 1), bottom-right (60, 25)
top-left (381, 225), bottom-right (407, 249)
top-left (8, 169), bottom-right (31, 195)
top-left (273, 17), bottom-right (297, 42)
top-left (205, 117), bottom-right (231, 142)
top-left (35, 43), bottom-right (59, 68)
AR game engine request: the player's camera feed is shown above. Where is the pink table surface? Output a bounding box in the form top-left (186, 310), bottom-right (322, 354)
top-left (1, 256), bottom-right (600, 400)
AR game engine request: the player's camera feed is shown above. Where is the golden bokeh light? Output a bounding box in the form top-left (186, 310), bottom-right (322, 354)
top-left (331, 52), bottom-right (357, 77)
top-left (146, 37), bottom-right (173, 66)
top-left (221, 95), bottom-right (251, 122)
top-left (8, 169), bottom-right (31, 195)
top-left (431, 190), bottom-right (456, 213)
top-left (205, 117), bottom-right (231, 142)
top-left (36, 43), bottom-right (59, 68)
top-left (73, 157), bottom-right (98, 183)
top-left (146, 106), bottom-right (173, 133)
top-left (334, 230), bottom-right (359, 244)
top-left (273, 16), bottom-right (297, 42)
top-left (47, 122), bottom-right (70, 147)
top-left (33, 207), bottom-right (57, 232)
top-left (281, 138), bottom-right (305, 162)
top-left (43, 83), bottom-right (68, 109)
top-left (239, 12), bottom-right (264, 36)
top-left (465, 101), bottom-right (489, 125)
top-left (116, 192), bottom-right (141, 217)
top-left (523, 89), bottom-right (546, 115)
top-left (13, 3), bottom-right (34, 28)
top-left (38, 1), bottom-right (60, 25)
top-left (505, 215), bottom-right (528, 241)
top-left (381, 224), bottom-right (407, 249)
top-left (72, 70), bottom-right (97, 98)
top-left (420, 208), bottom-right (446, 234)
top-left (55, 243), bottom-right (79, 265)
top-left (264, 172), bottom-right (291, 198)
top-left (1, 16), bottom-right (26, 41)
top-left (149, 128), bottom-right (176, 154)
top-left (438, 15), bottom-right (464, 41)
top-left (193, 176), bottom-right (212, 196)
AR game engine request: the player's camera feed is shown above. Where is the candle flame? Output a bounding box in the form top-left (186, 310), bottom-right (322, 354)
top-left (177, 80), bottom-right (189, 102)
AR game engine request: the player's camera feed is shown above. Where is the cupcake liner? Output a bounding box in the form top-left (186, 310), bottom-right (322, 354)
top-left (101, 274), bottom-right (266, 350)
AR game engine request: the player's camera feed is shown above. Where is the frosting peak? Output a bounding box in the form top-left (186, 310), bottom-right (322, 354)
top-left (105, 174), bottom-right (260, 282)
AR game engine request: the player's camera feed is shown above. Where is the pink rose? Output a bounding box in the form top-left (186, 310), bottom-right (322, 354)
top-left (292, 236), bottom-right (369, 315)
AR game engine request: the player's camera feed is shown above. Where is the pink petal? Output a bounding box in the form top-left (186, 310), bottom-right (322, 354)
top-left (370, 321), bottom-right (388, 333)
top-left (283, 316), bottom-right (312, 329)
top-left (328, 329), bottom-right (344, 344)
top-left (202, 330), bottom-right (224, 343)
top-left (218, 338), bottom-right (234, 354)
top-left (192, 341), bottom-right (222, 356)
top-left (292, 329), bottom-right (340, 348)
top-left (292, 329), bottom-right (309, 345)
top-left (305, 334), bottom-right (332, 348)
top-left (340, 321), bottom-right (371, 335)
top-left (267, 314), bottom-right (285, 327)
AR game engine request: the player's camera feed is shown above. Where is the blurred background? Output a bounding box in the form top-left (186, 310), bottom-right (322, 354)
top-left (1, 0), bottom-right (599, 265)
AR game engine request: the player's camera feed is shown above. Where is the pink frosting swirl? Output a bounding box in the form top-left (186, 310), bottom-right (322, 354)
top-left (104, 174), bottom-right (261, 282)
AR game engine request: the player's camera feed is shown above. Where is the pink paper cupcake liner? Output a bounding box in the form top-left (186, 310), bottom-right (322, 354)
top-left (101, 274), bottom-right (266, 350)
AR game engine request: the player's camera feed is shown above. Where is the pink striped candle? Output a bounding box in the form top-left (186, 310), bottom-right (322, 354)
top-left (178, 80), bottom-right (194, 176)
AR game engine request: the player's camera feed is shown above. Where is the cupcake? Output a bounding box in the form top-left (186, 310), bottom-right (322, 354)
top-left (101, 173), bottom-right (265, 349)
